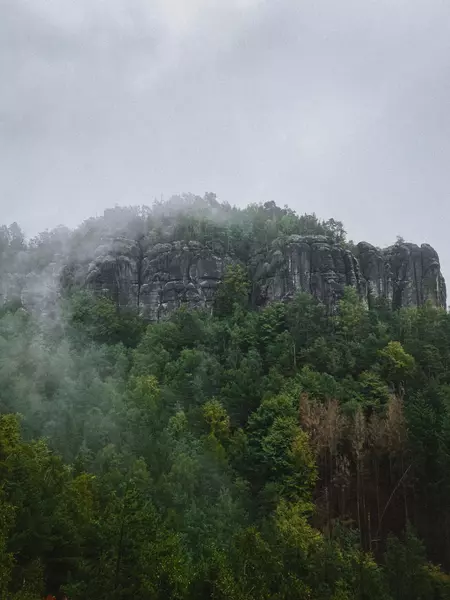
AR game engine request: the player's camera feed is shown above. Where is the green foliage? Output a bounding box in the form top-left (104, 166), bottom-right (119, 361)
top-left (70, 292), bottom-right (144, 348)
top-left (214, 264), bottom-right (250, 317)
top-left (2, 200), bottom-right (450, 597)
top-left (384, 527), bottom-right (438, 600)
top-left (2, 288), bottom-right (450, 597)
top-left (203, 399), bottom-right (230, 441)
top-left (378, 340), bottom-right (415, 389)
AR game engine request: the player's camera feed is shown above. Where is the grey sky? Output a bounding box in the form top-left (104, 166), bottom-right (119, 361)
top-left (1, 0), bottom-right (450, 279)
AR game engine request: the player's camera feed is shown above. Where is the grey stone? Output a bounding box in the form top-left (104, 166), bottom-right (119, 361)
top-left (1, 232), bottom-right (446, 320)
top-left (81, 235), bottom-right (447, 317)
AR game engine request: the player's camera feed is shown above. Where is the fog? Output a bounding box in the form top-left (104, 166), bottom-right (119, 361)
top-left (1, 0), bottom-right (450, 278)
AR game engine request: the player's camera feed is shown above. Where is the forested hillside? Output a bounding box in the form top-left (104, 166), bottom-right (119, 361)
top-left (1, 198), bottom-right (450, 599)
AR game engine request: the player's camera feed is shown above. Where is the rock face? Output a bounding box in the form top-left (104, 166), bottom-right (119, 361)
top-left (59, 234), bottom-right (447, 319)
top-left (357, 241), bottom-right (446, 309)
top-left (69, 238), bottom-right (232, 321)
top-left (139, 241), bottom-right (231, 321)
top-left (252, 236), bottom-right (360, 309)
top-left (252, 236), bottom-right (446, 311)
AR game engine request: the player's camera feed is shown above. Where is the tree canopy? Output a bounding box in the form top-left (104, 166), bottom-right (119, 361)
top-left (0, 201), bottom-right (449, 599)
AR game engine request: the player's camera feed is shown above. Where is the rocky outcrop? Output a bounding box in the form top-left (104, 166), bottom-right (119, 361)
top-left (2, 233), bottom-right (442, 319)
top-left (252, 236), bottom-right (446, 311)
top-left (58, 234), bottom-right (446, 319)
top-left (252, 235), bottom-right (360, 309)
top-left (72, 238), bottom-right (232, 321)
top-left (139, 241), bottom-right (232, 321)
top-left (356, 241), bottom-right (446, 309)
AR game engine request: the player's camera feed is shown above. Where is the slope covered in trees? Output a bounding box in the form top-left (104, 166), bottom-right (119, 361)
top-left (0, 200), bottom-right (450, 599)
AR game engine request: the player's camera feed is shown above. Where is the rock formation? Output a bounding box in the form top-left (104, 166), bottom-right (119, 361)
top-left (59, 234), bottom-right (446, 319)
top-left (357, 241), bottom-right (446, 309)
top-left (253, 236), bottom-right (446, 311)
top-left (66, 238), bottom-right (233, 321)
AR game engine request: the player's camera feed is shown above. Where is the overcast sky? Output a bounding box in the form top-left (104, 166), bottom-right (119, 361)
top-left (1, 0), bottom-right (450, 278)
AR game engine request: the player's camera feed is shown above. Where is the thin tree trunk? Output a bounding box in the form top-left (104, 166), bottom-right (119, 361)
top-left (357, 457), bottom-right (362, 547)
top-left (114, 516), bottom-right (126, 596)
top-left (361, 459), bottom-right (367, 550)
top-left (374, 459), bottom-right (381, 532)
top-left (377, 464), bottom-right (412, 538)
top-left (401, 455), bottom-right (408, 525)
top-left (114, 481), bottom-right (130, 597)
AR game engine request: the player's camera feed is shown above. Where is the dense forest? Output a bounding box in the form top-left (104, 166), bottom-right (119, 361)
top-left (1, 197), bottom-right (450, 599)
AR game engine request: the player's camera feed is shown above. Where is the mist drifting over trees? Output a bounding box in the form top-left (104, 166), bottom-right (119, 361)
top-left (1, 197), bottom-right (450, 599)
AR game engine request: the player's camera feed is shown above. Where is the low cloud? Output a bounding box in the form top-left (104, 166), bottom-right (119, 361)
top-left (1, 0), bottom-right (450, 282)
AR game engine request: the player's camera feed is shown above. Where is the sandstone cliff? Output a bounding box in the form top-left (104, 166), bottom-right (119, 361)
top-left (60, 234), bottom-right (446, 320)
top-left (1, 198), bottom-right (446, 317)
